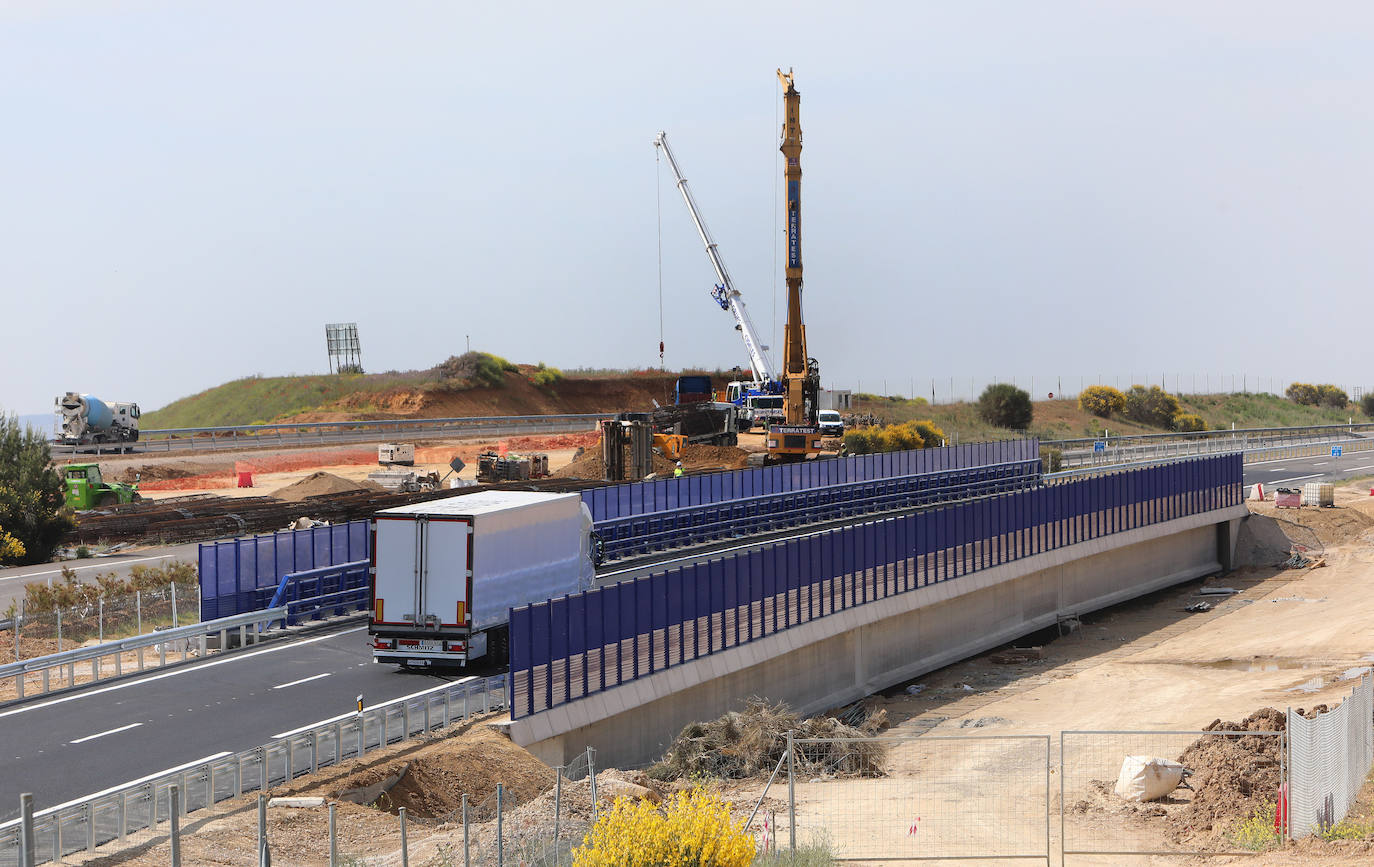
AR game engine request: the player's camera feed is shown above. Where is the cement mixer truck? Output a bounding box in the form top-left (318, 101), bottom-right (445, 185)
top-left (55, 393), bottom-right (141, 448)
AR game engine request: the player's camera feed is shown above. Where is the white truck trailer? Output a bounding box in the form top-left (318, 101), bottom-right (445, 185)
top-left (368, 490), bottom-right (595, 668)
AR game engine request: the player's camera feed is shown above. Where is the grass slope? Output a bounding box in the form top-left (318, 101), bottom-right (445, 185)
top-left (142, 372), bottom-right (438, 428)
top-left (854, 392), bottom-right (1370, 444)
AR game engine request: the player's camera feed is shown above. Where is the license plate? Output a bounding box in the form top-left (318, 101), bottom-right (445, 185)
top-left (414, 640), bottom-right (441, 652)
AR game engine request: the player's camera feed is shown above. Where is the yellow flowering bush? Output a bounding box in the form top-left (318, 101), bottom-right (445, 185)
top-left (574, 787), bottom-right (755, 867)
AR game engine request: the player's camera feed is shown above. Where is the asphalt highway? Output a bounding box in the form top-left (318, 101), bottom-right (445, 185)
top-left (0, 626), bottom-right (465, 820)
top-left (1241, 451), bottom-right (1374, 493)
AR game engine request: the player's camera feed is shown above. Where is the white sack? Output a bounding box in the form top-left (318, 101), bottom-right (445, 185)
top-left (1114, 756), bottom-right (1185, 802)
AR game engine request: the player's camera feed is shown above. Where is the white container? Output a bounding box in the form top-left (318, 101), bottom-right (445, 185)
top-left (369, 491), bottom-right (594, 668)
top-left (378, 443), bottom-right (415, 466)
top-left (1302, 482), bottom-right (1334, 507)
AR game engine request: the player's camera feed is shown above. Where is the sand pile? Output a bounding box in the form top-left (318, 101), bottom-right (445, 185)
top-left (650, 698), bottom-right (888, 781)
top-left (680, 444), bottom-right (751, 470)
top-left (271, 472), bottom-right (381, 501)
top-left (553, 448), bottom-right (676, 481)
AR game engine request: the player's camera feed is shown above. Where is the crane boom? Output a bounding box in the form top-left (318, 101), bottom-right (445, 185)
top-left (654, 131), bottom-right (774, 385)
top-left (769, 67), bottom-right (822, 460)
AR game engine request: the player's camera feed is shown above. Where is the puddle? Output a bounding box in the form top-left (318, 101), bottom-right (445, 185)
top-left (1290, 677), bottom-right (1325, 694)
top-left (1339, 667), bottom-right (1371, 681)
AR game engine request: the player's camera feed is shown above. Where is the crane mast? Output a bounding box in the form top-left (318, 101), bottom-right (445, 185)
top-left (654, 132), bottom-right (774, 385)
top-left (770, 68), bottom-right (822, 459)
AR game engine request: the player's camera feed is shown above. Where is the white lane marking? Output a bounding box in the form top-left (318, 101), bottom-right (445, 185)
top-left (0, 627), bottom-right (366, 720)
top-left (0, 552), bottom-right (184, 583)
top-left (1267, 474), bottom-right (1323, 486)
top-left (273, 672), bottom-right (332, 690)
top-left (69, 722), bottom-right (143, 744)
top-left (1313, 462), bottom-right (1328, 466)
top-left (270, 675), bottom-right (477, 739)
top-left (1, 751), bottom-right (231, 825)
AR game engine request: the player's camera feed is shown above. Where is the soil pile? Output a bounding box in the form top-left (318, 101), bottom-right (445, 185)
top-left (553, 442), bottom-right (749, 480)
top-left (331, 726), bottom-right (552, 818)
top-left (1174, 708), bottom-right (1286, 836)
top-left (553, 448), bottom-right (676, 481)
top-left (680, 444), bottom-right (751, 470)
top-left (271, 472), bottom-right (381, 501)
top-left (651, 698), bottom-right (888, 781)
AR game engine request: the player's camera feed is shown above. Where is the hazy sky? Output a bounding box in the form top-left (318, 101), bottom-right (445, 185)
top-left (3, 1), bottom-right (1371, 415)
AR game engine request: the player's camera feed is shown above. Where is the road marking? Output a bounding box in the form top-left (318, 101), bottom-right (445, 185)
top-left (0, 751), bottom-right (231, 826)
top-left (69, 722), bottom-right (143, 744)
top-left (270, 675), bottom-right (477, 739)
top-left (273, 672), bottom-right (332, 690)
top-left (1267, 474), bottom-right (1323, 486)
top-left (0, 552), bottom-right (185, 583)
top-left (0, 626), bottom-right (366, 720)
top-left (1313, 462), bottom-right (1328, 466)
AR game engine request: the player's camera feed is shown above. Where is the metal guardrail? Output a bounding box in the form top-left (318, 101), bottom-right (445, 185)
top-left (595, 458), bottom-right (1042, 561)
top-left (1050, 437), bottom-right (1374, 477)
top-left (0, 674), bottom-right (508, 866)
top-left (269, 561), bottom-right (370, 626)
top-left (1045, 421), bottom-right (1374, 449)
top-left (52, 413), bottom-right (603, 455)
top-left (0, 607), bottom-right (286, 703)
top-left (1050, 427), bottom-right (1373, 469)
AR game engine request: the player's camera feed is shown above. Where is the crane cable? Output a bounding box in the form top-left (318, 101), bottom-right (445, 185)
top-left (656, 144), bottom-right (665, 371)
top-left (771, 76), bottom-right (780, 368)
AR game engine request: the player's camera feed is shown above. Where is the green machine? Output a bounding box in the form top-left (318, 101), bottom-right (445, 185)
top-left (62, 464), bottom-right (140, 510)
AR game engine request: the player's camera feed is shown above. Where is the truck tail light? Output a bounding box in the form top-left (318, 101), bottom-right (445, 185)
top-left (445, 641), bottom-right (466, 651)
top-left (397, 638), bottom-right (420, 646)
top-left (371, 637), bottom-right (394, 650)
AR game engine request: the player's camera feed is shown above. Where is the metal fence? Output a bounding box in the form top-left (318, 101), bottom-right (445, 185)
top-left (594, 457), bottom-right (1041, 561)
top-left (0, 674), bottom-right (507, 865)
top-left (7, 582), bottom-right (194, 664)
top-left (198, 520), bottom-right (368, 620)
top-left (784, 735), bottom-right (1051, 863)
top-left (1287, 672), bottom-right (1374, 838)
top-left (580, 439), bottom-right (1041, 521)
top-left (511, 453), bottom-right (1243, 718)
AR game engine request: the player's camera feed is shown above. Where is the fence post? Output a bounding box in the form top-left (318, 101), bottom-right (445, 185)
top-left (787, 730), bottom-right (796, 853)
top-left (56, 607), bottom-right (62, 653)
top-left (170, 784), bottom-right (181, 867)
top-left (588, 747), bottom-right (598, 824)
top-left (171, 582), bottom-right (178, 628)
top-left (399, 806), bottom-right (409, 867)
top-left (20, 793), bottom-right (34, 867)
top-left (257, 794), bottom-right (268, 865)
top-left (554, 765), bottom-right (563, 866)
top-left (329, 803), bottom-right (337, 866)
top-left (15, 599), bottom-right (22, 663)
top-left (496, 782), bottom-right (504, 867)
top-left (136, 590), bottom-right (142, 635)
top-left (99, 596), bottom-right (104, 644)
top-left (462, 793), bottom-right (470, 867)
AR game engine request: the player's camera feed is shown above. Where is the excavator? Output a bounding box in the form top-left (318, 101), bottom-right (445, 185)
top-left (767, 68), bottom-right (823, 462)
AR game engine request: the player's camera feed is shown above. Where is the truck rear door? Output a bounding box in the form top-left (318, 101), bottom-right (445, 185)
top-left (372, 515), bottom-right (420, 627)
top-left (423, 518), bottom-right (471, 628)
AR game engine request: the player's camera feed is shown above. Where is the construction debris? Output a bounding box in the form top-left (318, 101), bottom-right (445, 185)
top-left (649, 698), bottom-right (888, 781)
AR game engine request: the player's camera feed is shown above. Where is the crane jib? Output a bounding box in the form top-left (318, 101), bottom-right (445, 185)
top-left (787, 180), bottom-right (800, 268)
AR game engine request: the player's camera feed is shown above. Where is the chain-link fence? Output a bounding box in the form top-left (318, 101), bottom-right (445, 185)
top-left (1288, 672), bottom-right (1374, 838)
top-left (7, 583), bottom-right (197, 663)
top-left (784, 735), bottom-right (1051, 863)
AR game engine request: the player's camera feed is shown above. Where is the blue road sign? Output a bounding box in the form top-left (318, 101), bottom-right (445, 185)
top-left (1093, 441), bottom-right (1106, 453)
top-left (1332, 445), bottom-right (1343, 457)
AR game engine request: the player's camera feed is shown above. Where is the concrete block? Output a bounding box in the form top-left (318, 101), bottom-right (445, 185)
top-left (528, 712), bottom-right (556, 743)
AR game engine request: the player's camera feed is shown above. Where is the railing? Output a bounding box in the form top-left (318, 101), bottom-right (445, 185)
top-left (268, 561), bottom-right (370, 626)
top-left (511, 453), bottom-right (1243, 719)
top-left (52, 413), bottom-right (602, 455)
top-left (0, 675), bottom-right (507, 865)
top-left (1050, 425), bottom-right (1374, 469)
top-left (595, 458), bottom-right (1041, 561)
top-left (0, 607), bottom-right (286, 704)
top-left (199, 521), bottom-right (369, 621)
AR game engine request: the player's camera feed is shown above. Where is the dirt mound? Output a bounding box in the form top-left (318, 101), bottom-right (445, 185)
top-left (110, 461), bottom-right (228, 483)
top-left (1174, 708), bottom-right (1286, 836)
top-left (680, 444), bottom-right (751, 470)
top-left (271, 472), bottom-right (380, 501)
top-left (330, 726), bottom-right (552, 819)
top-left (652, 698), bottom-right (888, 781)
top-left (553, 447), bottom-right (677, 481)
top-left (1234, 513), bottom-right (1298, 567)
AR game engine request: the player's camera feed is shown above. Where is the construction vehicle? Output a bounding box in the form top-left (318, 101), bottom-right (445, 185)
top-left (476, 451), bottom-right (550, 482)
top-left (62, 463), bottom-right (140, 510)
top-left (767, 69), bottom-right (823, 462)
top-left (368, 491), bottom-right (595, 668)
top-left (55, 393), bottom-right (141, 448)
top-left (654, 132), bottom-right (783, 414)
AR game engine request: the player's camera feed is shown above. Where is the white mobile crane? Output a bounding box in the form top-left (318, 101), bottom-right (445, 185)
top-left (654, 132), bottom-right (784, 424)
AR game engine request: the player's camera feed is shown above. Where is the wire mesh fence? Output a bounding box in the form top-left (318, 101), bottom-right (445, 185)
top-left (786, 735), bottom-right (1051, 863)
top-left (1288, 672), bottom-right (1374, 838)
top-left (1061, 729), bottom-right (1286, 858)
top-left (7, 583), bottom-right (197, 663)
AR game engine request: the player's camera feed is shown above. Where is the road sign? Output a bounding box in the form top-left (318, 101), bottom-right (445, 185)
top-left (1332, 446), bottom-right (1343, 457)
top-left (450, 457), bottom-right (466, 474)
top-left (1093, 441), bottom-right (1106, 453)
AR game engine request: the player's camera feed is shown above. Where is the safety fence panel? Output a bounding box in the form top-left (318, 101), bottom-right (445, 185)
top-left (580, 439), bottom-right (1040, 521)
top-left (1287, 672), bottom-right (1374, 838)
top-left (511, 453), bottom-right (1242, 718)
top-left (1061, 729), bottom-right (1284, 858)
top-left (785, 736), bottom-right (1050, 863)
top-left (198, 521), bottom-right (369, 621)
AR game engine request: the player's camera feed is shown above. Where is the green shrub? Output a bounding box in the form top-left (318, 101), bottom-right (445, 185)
top-left (0, 413), bottom-right (72, 565)
top-left (843, 429), bottom-right (880, 454)
top-left (1228, 801), bottom-right (1281, 852)
top-left (1174, 412), bottom-right (1206, 432)
top-left (433, 351), bottom-right (509, 388)
top-left (1362, 393), bottom-right (1374, 417)
top-left (880, 424), bottom-right (923, 452)
top-left (1079, 385), bottom-right (1126, 418)
top-left (529, 362), bottom-right (563, 388)
top-left (977, 383), bottom-right (1033, 429)
top-left (1316, 384), bottom-right (1349, 408)
top-left (1040, 446), bottom-right (1064, 472)
top-left (911, 420), bottom-right (946, 448)
top-left (847, 421), bottom-right (944, 454)
top-left (1123, 385), bottom-right (1181, 427)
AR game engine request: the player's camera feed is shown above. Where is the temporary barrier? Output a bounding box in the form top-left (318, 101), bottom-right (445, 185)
top-left (198, 521), bottom-right (369, 621)
top-left (580, 440), bottom-right (1040, 521)
top-left (511, 453), bottom-right (1243, 718)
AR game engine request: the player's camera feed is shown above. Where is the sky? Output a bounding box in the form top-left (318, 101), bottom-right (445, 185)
top-left (2, 1), bottom-right (1372, 416)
